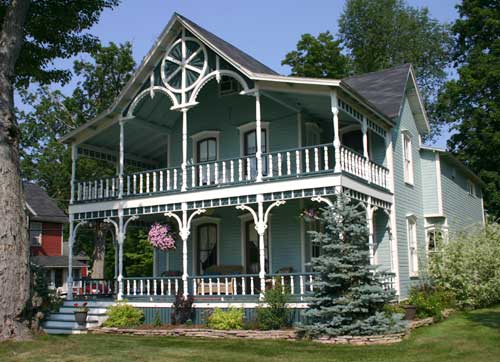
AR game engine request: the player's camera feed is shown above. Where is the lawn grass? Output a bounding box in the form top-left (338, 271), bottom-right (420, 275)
top-left (1, 305), bottom-right (499, 362)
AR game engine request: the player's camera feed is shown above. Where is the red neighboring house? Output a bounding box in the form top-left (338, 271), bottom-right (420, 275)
top-left (25, 182), bottom-right (88, 293)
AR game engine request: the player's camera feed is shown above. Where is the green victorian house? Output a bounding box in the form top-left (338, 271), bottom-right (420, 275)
top-left (43, 13), bottom-right (485, 333)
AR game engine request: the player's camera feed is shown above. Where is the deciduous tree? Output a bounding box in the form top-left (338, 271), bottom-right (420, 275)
top-left (435, 0), bottom-right (500, 219)
top-left (0, 0), bottom-right (119, 340)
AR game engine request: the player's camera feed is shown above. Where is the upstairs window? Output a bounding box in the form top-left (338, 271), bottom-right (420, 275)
top-left (30, 222), bottom-right (42, 246)
top-left (197, 138), bottom-right (217, 163)
top-left (467, 180), bottom-right (475, 197)
top-left (402, 132), bottom-right (414, 184)
top-left (407, 216), bottom-right (418, 276)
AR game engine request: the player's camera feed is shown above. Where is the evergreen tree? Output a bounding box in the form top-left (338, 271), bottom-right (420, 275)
top-left (301, 193), bottom-right (405, 337)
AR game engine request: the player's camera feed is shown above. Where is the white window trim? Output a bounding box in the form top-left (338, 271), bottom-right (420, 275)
top-left (467, 179), bottom-right (476, 197)
top-left (30, 221), bottom-right (42, 246)
top-left (402, 131), bottom-right (414, 185)
top-left (406, 215), bottom-right (418, 277)
top-left (425, 224), bottom-right (449, 255)
top-left (237, 121), bottom-right (270, 157)
top-left (191, 216), bottom-right (221, 275)
top-left (191, 130), bottom-right (220, 164)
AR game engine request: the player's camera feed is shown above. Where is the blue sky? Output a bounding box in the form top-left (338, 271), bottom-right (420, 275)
top-left (35, 0), bottom-right (461, 146)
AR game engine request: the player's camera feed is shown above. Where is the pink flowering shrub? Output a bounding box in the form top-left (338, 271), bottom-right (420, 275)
top-left (148, 223), bottom-right (176, 250)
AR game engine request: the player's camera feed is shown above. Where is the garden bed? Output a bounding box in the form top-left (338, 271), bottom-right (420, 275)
top-left (89, 309), bottom-right (454, 345)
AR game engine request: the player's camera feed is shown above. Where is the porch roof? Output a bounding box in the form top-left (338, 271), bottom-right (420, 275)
top-left (59, 13), bottom-right (415, 145)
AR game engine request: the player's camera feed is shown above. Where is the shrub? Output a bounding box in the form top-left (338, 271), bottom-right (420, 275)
top-left (152, 311), bottom-right (162, 327)
top-left (171, 292), bottom-right (194, 325)
top-left (207, 308), bottom-right (244, 330)
top-left (429, 223), bottom-right (500, 309)
top-left (256, 282), bottom-right (291, 330)
top-left (103, 302), bottom-right (144, 328)
top-left (383, 303), bottom-right (405, 315)
top-left (408, 284), bottom-right (455, 321)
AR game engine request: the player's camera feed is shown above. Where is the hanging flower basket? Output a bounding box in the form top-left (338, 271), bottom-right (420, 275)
top-left (148, 223), bottom-right (176, 251)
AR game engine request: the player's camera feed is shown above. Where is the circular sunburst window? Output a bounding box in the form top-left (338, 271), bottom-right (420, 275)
top-left (161, 36), bottom-right (207, 93)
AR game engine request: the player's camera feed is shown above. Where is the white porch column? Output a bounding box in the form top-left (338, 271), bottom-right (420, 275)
top-left (181, 109), bottom-right (188, 191)
top-left (66, 215), bottom-right (74, 300)
top-left (384, 131), bottom-right (400, 296)
top-left (118, 119), bottom-right (125, 199)
top-left (117, 212), bottom-right (124, 300)
top-left (165, 205), bottom-right (206, 297)
top-left (256, 196), bottom-right (266, 292)
top-left (366, 199), bottom-right (375, 265)
top-left (181, 206), bottom-right (189, 295)
top-left (330, 90), bottom-right (341, 173)
top-left (362, 116), bottom-right (369, 159)
top-left (236, 198), bottom-right (285, 300)
top-left (255, 91), bottom-right (263, 182)
top-left (70, 144), bottom-right (77, 204)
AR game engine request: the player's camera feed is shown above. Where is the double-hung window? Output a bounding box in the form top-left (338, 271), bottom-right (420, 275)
top-left (407, 216), bottom-right (418, 276)
top-left (30, 222), bottom-right (42, 246)
top-left (244, 128), bottom-right (268, 177)
top-left (403, 132), bottom-right (414, 184)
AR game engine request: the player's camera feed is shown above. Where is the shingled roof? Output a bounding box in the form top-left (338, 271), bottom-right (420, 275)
top-left (24, 182), bottom-right (68, 224)
top-left (31, 256), bottom-right (86, 269)
top-left (342, 64), bottom-right (412, 120)
top-left (176, 13), bottom-right (278, 76)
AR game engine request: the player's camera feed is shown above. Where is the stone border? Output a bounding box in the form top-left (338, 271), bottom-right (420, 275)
top-left (89, 309), bottom-right (454, 345)
top-left (90, 327), bottom-right (406, 345)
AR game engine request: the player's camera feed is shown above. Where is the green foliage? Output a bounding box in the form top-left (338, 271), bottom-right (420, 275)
top-left (152, 311), bottom-right (162, 327)
top-left (256, 282), bottom-right (291, 330)
top-left (0, 0), bottom-right (120, 87)
top-left (408, 285), bottom-right (455, 321)
top-left (383, 303), bottom-right (406, 315)
top-left (19, 42), bottom-right (136, 211)
top-left (300, 193), bottom-right (406, 337)
top-left (429, 223), bottom-right (500, 310)
top-left (282, 32), bottom-right (351, 79)
top-left (124, 229), bottom-right (153, 277)
top-left (103, 302), bottom-right (144, 328)
top-left (435, 0), bottom-right (500, 219)
top-left (207, 308), bottom-right (245, 330)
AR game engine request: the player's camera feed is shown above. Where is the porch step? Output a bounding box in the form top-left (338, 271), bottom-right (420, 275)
top-left (42, 301), bottom-right (113, 335)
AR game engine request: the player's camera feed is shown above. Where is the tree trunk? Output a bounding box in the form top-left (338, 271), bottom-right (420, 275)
top-left (0, 0), bottom-right (31, 340)
top-left (91, 222), bottom-right (107, 279)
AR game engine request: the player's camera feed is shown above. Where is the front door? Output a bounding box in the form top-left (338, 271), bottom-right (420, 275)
top-left (245, 220), bottom-right (269, 274)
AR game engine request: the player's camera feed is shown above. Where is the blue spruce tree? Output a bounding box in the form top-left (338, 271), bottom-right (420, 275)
top-left (301, 193), bottom-right (405, 337)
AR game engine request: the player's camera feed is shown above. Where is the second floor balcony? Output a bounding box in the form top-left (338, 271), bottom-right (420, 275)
top-left (73, 143), bottom-right (390, 204)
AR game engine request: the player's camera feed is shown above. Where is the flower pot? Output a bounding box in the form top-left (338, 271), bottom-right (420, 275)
top-left (402, 305), bottom-right (417, 320)
top-left (74, 311), bottom-right (88, 325)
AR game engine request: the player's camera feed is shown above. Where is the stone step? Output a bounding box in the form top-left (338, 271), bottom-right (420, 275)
top-left (42, 327), bottom-right (88, 335)
top-left (60, 306), bottom-right (109, 314)
top-left (48, 313), bottom-right (106, 322)
top-left (63, 300), bottom-right (115, 308)
top-left (43, 319), bottom-right (98, 330)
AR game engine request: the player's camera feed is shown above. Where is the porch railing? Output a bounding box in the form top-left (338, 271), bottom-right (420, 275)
top-left (122, 276), bottom-right (183, 297)
top-left (74, 144), bottom-right (389, 203)
top-left (72, 278), bottom-right (115, 297)
top-left (115, 272), bottom-right (395, 300)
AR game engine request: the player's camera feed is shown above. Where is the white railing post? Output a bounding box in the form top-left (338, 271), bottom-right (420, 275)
top-left (331, 90), bottom-right (341, 172)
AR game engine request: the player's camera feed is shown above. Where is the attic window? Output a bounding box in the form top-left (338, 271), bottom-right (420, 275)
top-left (219, 76), bottom-right (241, 96)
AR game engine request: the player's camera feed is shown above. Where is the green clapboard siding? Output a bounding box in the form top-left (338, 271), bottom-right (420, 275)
top-left (392, 97), bottom-right (426, 299)
top-left (440, 158), bottom-right (483, 233)
top-left (420, 149), bottom-right (440, 215)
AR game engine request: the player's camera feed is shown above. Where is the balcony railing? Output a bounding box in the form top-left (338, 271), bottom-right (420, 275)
top-left (74, 144), bottom-right (389, 203)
